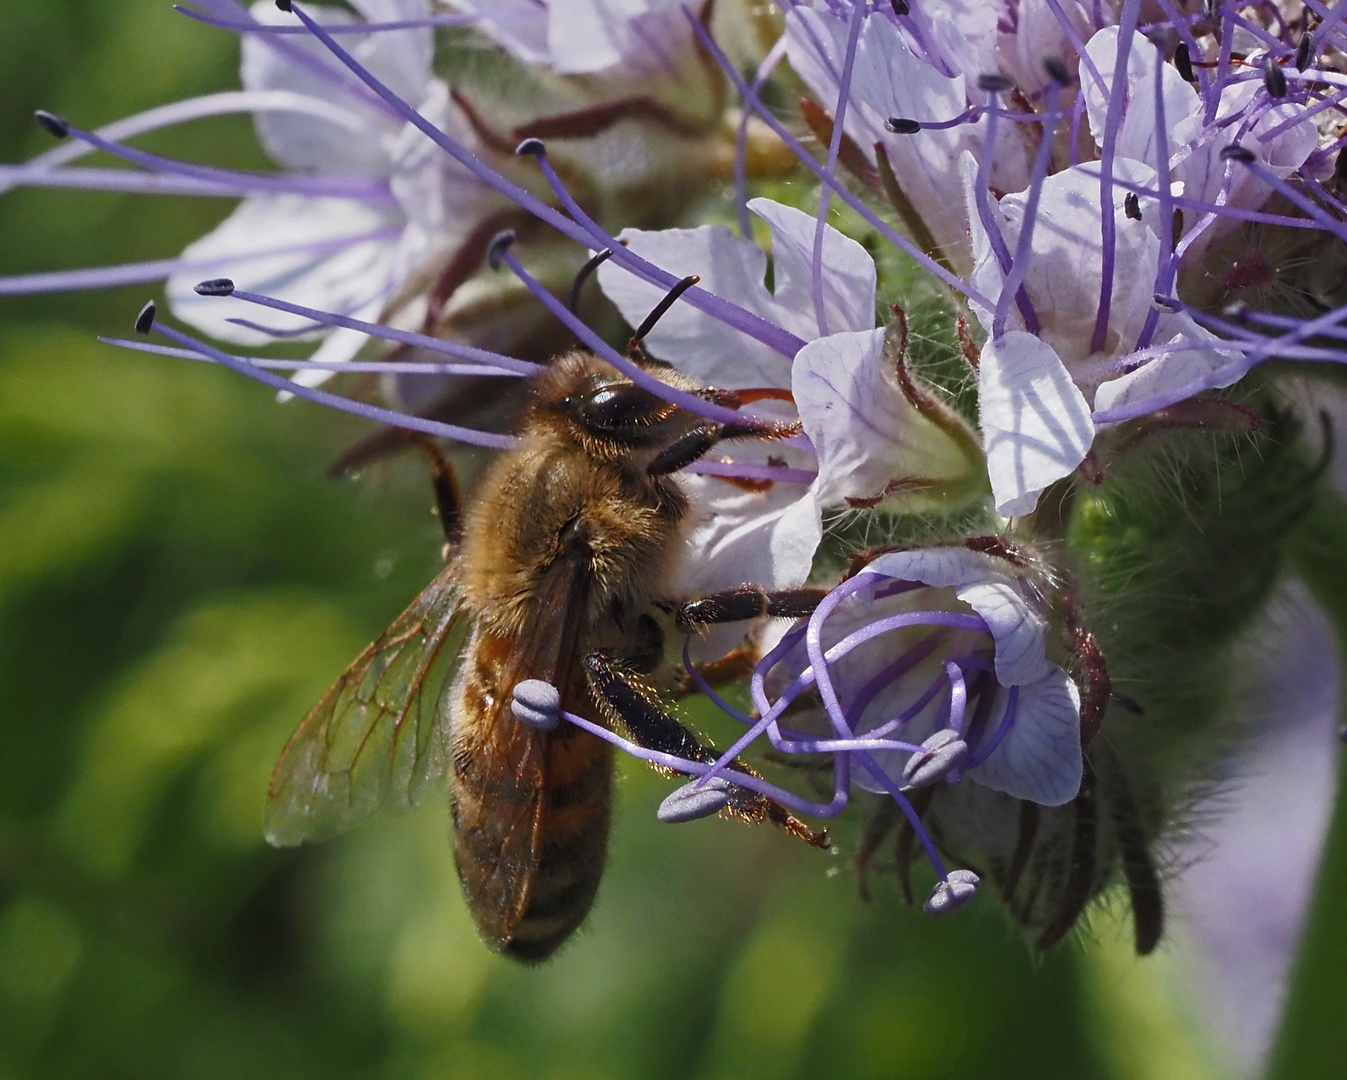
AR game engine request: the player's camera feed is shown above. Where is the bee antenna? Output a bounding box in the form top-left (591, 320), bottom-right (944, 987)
top-left (630, 274), bottom-right (700, 350)
top-left (569, 247), bottom-right (613, 315)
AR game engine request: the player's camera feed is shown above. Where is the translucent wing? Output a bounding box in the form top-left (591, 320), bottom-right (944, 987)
top-left (265, 565), bottom-right (471, 846)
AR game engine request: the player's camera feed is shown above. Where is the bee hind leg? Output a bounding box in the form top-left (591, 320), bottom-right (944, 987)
top-left (582, 649), bottom-right (828, 848)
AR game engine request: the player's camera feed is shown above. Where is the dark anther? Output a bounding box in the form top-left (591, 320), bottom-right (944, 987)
top-left (486, 229), bottom-right (517, 270)
top-left (1174, 42), bottom-right (1196, 83)
top-left (134, 301), bottom-right (157, 335)
top-left (194, 278), bottom-right (236, 297)
top-left (885, 117), bottom-right (922, 134)
top-left (275, 0), bottom-right (293, 11)
top-left (1043, 56), bottom-right (1072, 87)
top-left (1151, 293), bottom-right (1183, 313)
top-left (976, 73), bottom-right (1015, 93)
top-left (1296, 31), bottom-right (1315, 74)
top-left (1220, 144), bottom-right (1255, 164)
top-left (890, 0), bottom-right (909, 14)
top-left (515, 137), bottom-right (546, 157)
top-left (1262, 56), bottom-right (1287, 99)
top-left (34, 110), bottom-right (70, 140)
top-left (1124, 192), bottom-right (1142, 220)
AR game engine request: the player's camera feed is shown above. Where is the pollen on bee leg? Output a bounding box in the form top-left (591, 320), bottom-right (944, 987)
top-left (657, 777), bottom-right (734, 823)
top-left (923, 869), bottom-right (980, 917)
top-left (511, 679), bottom-right (561, 731)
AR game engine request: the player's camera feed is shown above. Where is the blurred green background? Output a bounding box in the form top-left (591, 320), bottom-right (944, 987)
top-left (0, 3), bottom-right (1340, 1078)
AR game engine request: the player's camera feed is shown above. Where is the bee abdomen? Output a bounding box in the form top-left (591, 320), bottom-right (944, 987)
top-left (505, 737), bottom-right (614, 963)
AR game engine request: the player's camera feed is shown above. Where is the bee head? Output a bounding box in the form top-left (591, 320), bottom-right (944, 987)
top-left (531, 351), bottom-right (693, 456)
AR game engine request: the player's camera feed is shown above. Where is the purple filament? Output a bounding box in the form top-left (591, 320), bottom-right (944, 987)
top-left (685, 9), bottom-right (996, 311)
top-left (136, 316), bottom-right (520, 449)
top-left (522, 146), bottom-right (806, 357)
top-left (219, 287), bottom-right (542, 374)
top-left (99, 337), bottom-right (523, 377)
top-left (992, 80), bottom-right (1060, 339)
top-left (55, 118), bottom-right (396, 204)
top-left (1091, 0), bottom-right (1142, 356)
top-left (966, 685), bottom-right (1020, 767)
top-left (281, 1), bottom-right (803, 359)
top-left (174, 6), bottom-right (477, 34)
top-left (810, 0), bottom-right (866, 338)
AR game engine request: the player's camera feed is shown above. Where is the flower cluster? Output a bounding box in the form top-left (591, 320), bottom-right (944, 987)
top-left (7, 0), bottom-right (1347, 960)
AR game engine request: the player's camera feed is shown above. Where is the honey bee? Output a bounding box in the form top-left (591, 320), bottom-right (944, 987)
top-left (264, 347), bottom-right (827, 962)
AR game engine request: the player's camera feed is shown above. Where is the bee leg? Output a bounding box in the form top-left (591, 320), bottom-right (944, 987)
top-left (1035, 760), bottom-right (1099, 951)
top-left (582, 649), bottom-right (829, 848)
top-left (411, 437), bottom-right (463, 549)
top-left (675, 645), bottom-right (759, 696)
top-left (677, 584), bottom-right (828, 628)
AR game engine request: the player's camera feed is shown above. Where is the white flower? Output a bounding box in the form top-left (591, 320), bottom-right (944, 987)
top-left (598, 198), bottom-right (978, 612)
top-left (167, 1), bottom-right (509, 383)
top-left (763, 546), bottom-right (1084, 807)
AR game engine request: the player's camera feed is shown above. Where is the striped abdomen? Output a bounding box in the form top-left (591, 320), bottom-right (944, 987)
top-left (449, 633), bottom-right (615, 962)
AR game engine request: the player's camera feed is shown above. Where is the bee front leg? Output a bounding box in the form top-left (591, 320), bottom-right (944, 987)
top-left (582, 650), bottom-right (828, 848)
top-left (677, 584), bottom-right (828, 628)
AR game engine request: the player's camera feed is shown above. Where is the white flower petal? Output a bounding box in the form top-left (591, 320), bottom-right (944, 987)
top-left (967, 667), bottom-right (1082, 805)
top-left (793, 329), bottom-right (971, 507)
top-left (597, 224), bottom-right (787, 388)
top-left (862, 546), bottom-right (1051, 687)
top-left (744, 200), bottom-right (875, 339)
top-left (1093, 311), bottom-right (1244, 416)
top-left (166, 195), bottom-right (401, 345)
top-left (241, 1), bottom-right (426, 176)
top-left (1083, 27), bottom-right (1203, 172)
top-left (978, 332), bottom-right (1094, 517)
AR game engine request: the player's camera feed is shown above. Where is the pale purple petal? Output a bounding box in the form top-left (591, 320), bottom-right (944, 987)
top-left (864, 547), bottom-right (1053, 687)
top-left (793, 328), bottom-right (972, 507)
top-left (747, 198), bottom-right (875, 337)
top-left (1171, 585), bottom-right (1341, 1077)
top-left (241, 1), bottom-right (428, 176)
top-left (967, 667), bottom-right (1082, 805)
top-left (978, 331), bottom-right (1094, 517)
top-left (597, 221), bottom-right (789, 388)
top-left (1092, 312), bottom-right (1244, 415)
top-left (166, 194), bottom-right (402, 345)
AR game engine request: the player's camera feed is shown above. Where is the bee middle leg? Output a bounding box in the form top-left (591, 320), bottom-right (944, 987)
top-left (582, 649), bottom-right (829, 848)
top-left (677, 584), bottom-right (828, 628)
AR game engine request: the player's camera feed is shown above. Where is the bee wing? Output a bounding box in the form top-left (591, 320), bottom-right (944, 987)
top-left (265, 565), bottom-right (470, 847)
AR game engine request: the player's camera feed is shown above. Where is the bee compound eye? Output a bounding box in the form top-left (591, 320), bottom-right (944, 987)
top-left (657, 776), bottom-right (734, 823)
top-left (511, 679), bottom-right (561, 731)
top-left (579, 382), bottom-right (667, 434)
top-left (923, 869), bottom-right (980, 917)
